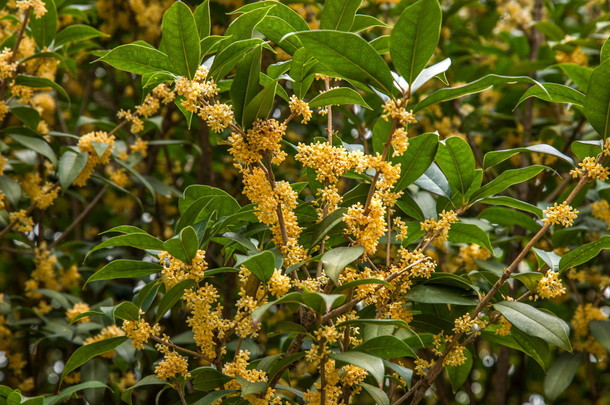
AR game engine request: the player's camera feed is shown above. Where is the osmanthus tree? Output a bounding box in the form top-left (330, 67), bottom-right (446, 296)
top-left (1, 0), bottom-right (610, 404)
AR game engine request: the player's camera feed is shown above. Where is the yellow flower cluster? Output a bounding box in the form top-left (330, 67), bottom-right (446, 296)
top-left (570, 157), bottom-right (609, 181)
top-left (536, 270), bottom-right (566, 299)
top-left (542, 202), bottom-right (578, 227)
top-left (289, 95), bottom-right (312, 124)
top-left (0, 48), bottom-right (17, 80)
top-left (495, 316), bottom-right (512, 336)
top-left (421, 210), bottom-right (459, 247)
top-left (230, 119), bottom-right (288, 165)
top-left (9, 209), bottom-right (34, 232)
top-left (381, 99), bottom-right (417, 127)
top-left (130, 137), bottom-right (149, 158)
top-left (571, 304), bottom-right (608, 365)
top-left (414, 358), bottom-right (435, 376)
top-left (83, 325), bottom-right (125, 358)
top-left (159, 249), bottom-right (207, 289)
top-left (567, 266), bottom-right (610, 290)
top-left (268, 269), bottom-right (291, 297)
top-left (591, 200), bottom-right (610, 227)
top-left (117, 109), bottom-right (144, 133)
top-left (397, 248), bottom-right (437, 279)
top-left (344, 199), bottom-right (387, 255)
top-left (391, 128), bottom-right (409, 156)
top-left (222, 350), bottom-right (281, 404)
top-left (15, 0), bottom-right (47, 17)
top-left (555, 47), bottom-right (588, 66)
top-left (75, 131), bottom-right (116, 186)
top-left (182, 284), bottom-right (230, 360)
top-left (155, 338), bottom-right (191, 381)
top-left (448, 244), bottom-right (491, 271)
top-left (122, 318), bottom-right (161, 350)
top-left (25, 243), bottom-right (61, 297)
top-left (453, 314), bottom-right (487, 335)
top-left (0, 101), bottom-right (8, 121)
top-left (295, 142), bottom-right (362, 183)
top-left (66, 302), bottom-right (91, 323)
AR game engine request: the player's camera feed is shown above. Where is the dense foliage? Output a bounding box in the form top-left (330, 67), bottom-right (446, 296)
top-left (1, 0), bottom-right (610, 404)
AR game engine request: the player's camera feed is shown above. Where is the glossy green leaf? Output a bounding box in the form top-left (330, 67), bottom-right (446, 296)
top-left (231, 45), bottom-right (261, 127)
top-left (516, 82), bottom-right (585, 107)
top-left (320, 0), bottom-right (361, 31)
top-left (55, 24), bottom-right (107, 46)
top-left (602, 37), bottom-right (610, 63)
top-left (87, 234), bottom-right (164, 259)
top-left (98, 44), bottom-right (173, 75)
top-left (483, 329), bottom-right (551, 370)
top-left (590, 320), bottom-right (610, 353)
top-left (14, 75), bottom-right (69, 101)
top-left (225, 6), bottom-right (272, 42)
top-left (483, 145), bottom-right (573, 169)
top-left (329, 352), bottom-right (385, 385)
top-left (436, 136), bottom-right (476, 197)
top-left (192, 367), bottom-right (232, 391)
top-left (161, 1), bottom-right (200, 78)
top-left (470, 165), bottom-right (546, 201)
top-left (242, 81), bottom-right (277, 129)
top-left (309, 208), bottom-right (347, 248)
top-left (447, 222), bottom-right (494, 253)
top-left (512, 272), bottom-right (543, 291)
top-left (393, 132), bottom-right (439, 191)
top-left (61, 337), bottom-right (128, 382)
top-left (86, 260), bottom-right (162, 284)
top-left (29, 0), bottom-right (56, 47)
top-left (406, 284), bottom-right (477, 306)
top-left (413, 74), bottom-right (545, 112)
top-left (9, 133), bottom-right (57, 165)
top-left (559, 235), bottom-right (610, 271)
top-left (414, 163), bottom-right (452, 198)
top-left (194, 0), bottom-right (211, 40)
top-left (179, 185), bottom-right (241, 217)
top-left (478, 206), bottom-right (542, 233)
top-left (309, 87), bottom-right (371, 109)
top-left (10, 106), bottom-right (39, 129)
top-left (156, 279), bottom-right (196, 321)
top-left (447, 348), bottom-right (473, 393)
top-left (534, 21), bottom-right (565, 41)
top-left (532, 248), bottom-right (562, 271)
top-left (493, 301), bottom-right (571, 351)
top-left (360, 383), bottom-right (389, 405)
top-left (390, 0), bottom-right (442, 86)
top-left (120, 376), bottom-right (167, 405)
top-left (57, 151), bottom-right (88, 189)
top-left (322, 246), bottom-right (364, 284)
top-left (543, 353), bottom-right (583, 401)
top-left (301, 292), bottom-right (345, 312)
top-left (351, 14), bottom-right (388, 31)
top-left (0, 176), bottom-right (21, 206)
top-left (45, 381), bottom-right (110, 405)
top-left (571, 140), bottom-right (602, 161)
top-left (476, 196), bottom-right (543, 218)
top-left (411, 57), bottom-right (451, 94)
top-left (557, 63), bottom-right (592, 91)
top-left (333, 278), bottom-right (392, 293)
top-left (241, 250), bottom-right (276, 282)
top-left (355, 335), bottom-right (416, 358)
top-left (284, 31), bottom-right (394, 95)
top-left (584, 59), bottom-right (610, 139)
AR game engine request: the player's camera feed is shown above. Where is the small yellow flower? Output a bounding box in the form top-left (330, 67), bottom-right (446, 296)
top-left (536, 270), bottom-right (566, 299)
top-left (570, 157), bottom-right (609, 181)
top-left (66, 302), bottom-right (91, 323)
top-left (542, 202), bottom-right (578, 227)
top-left (289, 95), bottom-right (312, 124)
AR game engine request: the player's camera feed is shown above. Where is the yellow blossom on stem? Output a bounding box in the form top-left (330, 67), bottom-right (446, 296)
top-left (289, 95), bottom-right (312, 124)
top-left (570, 157), bottom-right (609, 181)
top-left (495, 316), bottom-right (512, 336)
top-left (9, 209), bottom-right (34, 232)
top-left (66, 302), bottom-right (91, 323)
top-left (391, 128), bottom-right (409, 156)
top-left (591, 200), bottom-right (610, 227)
top-left (268, 269), bottom-right (291, 297)
top-left (155, 337), bottom-right (191, 380)
top-left (122, 318), bottom-right (161, 350)
top-left (344, 198), bottom-right (387, 255)
top-left (16, 0), bottom-right (47, 17)
top-left (453, 314), bottom-right (487, 334)
top-left (536, 270), bottom-right (566, 299)
top-left (421, 210), bottom-right (459, 246)
top-left (542, 201), bottom-right (578, 227)
top-left (117, 109), bottom-right (144, 133)
top-left (381, 99), bottom-right (417, 126)
top-left (0, 48), bottom-right (17, 80)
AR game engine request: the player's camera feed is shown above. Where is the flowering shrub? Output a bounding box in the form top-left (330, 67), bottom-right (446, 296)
top-left (1, 0), bottom-right (610, 404)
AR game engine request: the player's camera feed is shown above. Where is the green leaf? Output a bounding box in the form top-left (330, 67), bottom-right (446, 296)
top-left (87, 234), bottom-right (164, 259)
top-left (413, 74), bottom-right (546, 112)
top-left (571, 140), bottom-right (602, 161)
top-left (414, 163), bottom-right (451, 198)
top-left (390, 0), bottom-right (442, 86)
top-left (86, 260), bottom-right (162, 284)
top-left (406, 285), bottom-right (477, 306)
top-left (242, 81), bottom-right (277, 129)
top-left (590, 320), bottom-right (610, 353)
top-left (120, 376), bottom-right (167, 405)
top-left (180, 226), bottom-right (199, 261)
top-left (351, 14), bottom-right (388, 31)
top-left (231, 45), bottom-right (261, 127)
top-left (447, 348), bottom-right (473, 393)
top-left (543, 353), bottom-right (583, 401)
top-left (329, 352), bottom-right (385, 385)
top-left (98, 44), bottom-right (172, 75)
top-left (179, 185), bottom-right (241, 217)
top-left (14, 75), bottom-right (69, 101)
top-left (447, 222), bottom-right (494, 253)
top-left (10, 106), bottom-right (39, 130)
top-left (161, 1), bottom-right (200, 78)
top-left (320, 0), bottom-right (361, 31)
top-left (559, 235), bottom-right (610, 271)
top-left (156, 279), bottom-right (196, 321)
top-left (57, 151), bottom-right (88, 189)
top-left (478, 206), bottom-right (542, 233)
top-left (55, 24), bottom-right (107, 46)
top-left (355, 335), bottom-right (416, 358)
top-left (393, 132), bottom-right (439, 191)
top-left (9, 133), bottom-right (57, 165)
top-left (584, 60), bottom-right (610, 139)
top-left (225, 6), bottom-right (272, 42)
top-left (516, 83), bottom-right (585, 107)
top-left (493, 301), bottom-right (571, 351)
top-left (470, 165), bottom-right (546, 201)
top-left (532, 248), bottom-right (562, 271)
top-left (411, 57), bottom-right (451, 93)
top-left (483, 145), bottom-right (574, 169)
top-left (557, 63), bottom-right (592, 91)
top-left (60, 337), bottom-right (128, 382)
top-left (241, 251), bottom-right (276, 283)
top-left (483, 329), bottom-right (551, 369)
top-left (194, 0), bottom-right (211, 40)
top-left (436, 136), bottom-right (476, 197)
top-left (192, 367), bottom-right (232, 391)
top-left (309, 208), bottom-right (347, 248)
top-left (284, 31), bottom-right (394, 95)
top-left (476, 196), bottom-right (543, 218)
top-left (191, 390), bottom-right (239, 405)
top-left (0, 176), bottom-right (21, 206)
top-left (301, 292), bottom-right (345, 313)
top-left (602, 37), bottom-right (610, 63)
top-left (338, 318), bottom-right (410, 330)
top-left (322, 246), bottom-right (364, 285)
top-left (360, 383), bottom-right (389, 405)
top-left (45, 381), bottom-right (110, 405)
top-left (29, 0), bottom-right (57, 47)
top-left (512, 272), bottom-right (543, 291)
top-left (309, 87), bottom-right (371, 109)
top-left (534, 21), bottom-right (565, 40)
top-left (333, 278), bottom-right (392, 293)
top-left (290, 48), bottom-right (316, 98)
top-left (164, 234), bottom-right (192, 264)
